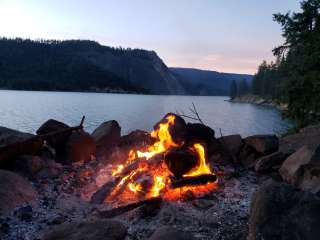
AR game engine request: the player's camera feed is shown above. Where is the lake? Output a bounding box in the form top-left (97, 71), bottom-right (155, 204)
top-left (0, 90), bottom-right (291, 137)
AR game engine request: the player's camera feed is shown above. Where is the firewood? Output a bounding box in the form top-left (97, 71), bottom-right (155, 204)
top-left (99, 197), bottom-right (162, 218)
top-left (170, 174), bottom-right (217, 189)
top-left (90, 178), bottom-right (121, 204)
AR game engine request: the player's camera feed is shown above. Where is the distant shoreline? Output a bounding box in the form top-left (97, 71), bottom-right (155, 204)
top-left (228, 94), bottom-right (288, 111)
top-left (0, 88), bottom-right (230, 97)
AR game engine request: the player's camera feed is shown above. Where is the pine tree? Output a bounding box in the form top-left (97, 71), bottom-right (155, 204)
top-left (230, 80), bottom-right (238, 99)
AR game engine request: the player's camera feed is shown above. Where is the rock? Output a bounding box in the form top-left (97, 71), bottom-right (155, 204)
top-left (218, 134), bottom-right (243, 156)
top-left (0, 127), bottom-right (43, 168)
top-left (148, 226), bottom-right (196, 240)
top-left (0, 127), bottom-right (35, 147)
top-left (36, 119), bottom-right (70, 151)
top-left (154, 113), bottom-right (187, 144)
top-left (91, 120), bottom-right (121, 151)
top-left (63, 130), bottom-right (96, 164)
top-left (280, 124), bottom-right (320, 155)
top-left (254, 151), bottom-right (288, 173)
top-left (239, 145), bottom-right (258, 168)
top-left (36, 160), bottom-right (63, 179)
top-left (192, 199), bottom-right (214, 210)
top-left (14, 205), bottom-right (33, 222)
top-left (249, 179), bottom-right (320, 240)
top-left (245, 135), bottom-right (279, 155)
top-left (280, 145), bottom-right (320, 193)
top-left (42, 219), bottom-right (127, 240)
top-left (14, 155), bottom-right (46, 177)
top-left (165, 148), bottom-right (198, 178)
top-left (0, 170), bottom-right (37, 215)
top-left (186, 123), bottom-right (215, 147)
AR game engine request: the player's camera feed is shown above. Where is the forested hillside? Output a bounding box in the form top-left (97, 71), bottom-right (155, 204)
top-left (0, 38), bottom-right (185, 94)
top-left (251, 0), bottom-right (320, 126)
top-left (171, 67), bottom-right (252, 96)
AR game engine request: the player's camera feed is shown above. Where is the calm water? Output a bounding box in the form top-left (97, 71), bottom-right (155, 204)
top-left (0, 90), bottom-right (291, 137)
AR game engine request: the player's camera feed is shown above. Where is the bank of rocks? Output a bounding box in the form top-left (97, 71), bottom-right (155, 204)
top-left (229, 94), bottom-right (287, 111)
top-left (0, 117), bottom-right (319, 239)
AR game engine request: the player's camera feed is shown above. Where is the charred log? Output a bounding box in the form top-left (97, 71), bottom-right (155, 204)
top-left (90, 178), bottom-right (121, 204)
top-left (164, 148), bottom-right (198, 178)
top-left (170, 174), bottom-right (217, 189)
top-left (99, 197), bottom-right (162, 218)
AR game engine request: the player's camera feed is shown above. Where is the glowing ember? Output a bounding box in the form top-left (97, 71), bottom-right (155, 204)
top-left (109, 114), bottom-right (217, 203)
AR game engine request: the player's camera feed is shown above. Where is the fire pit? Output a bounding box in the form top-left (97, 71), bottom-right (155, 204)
top-left (91, 114), bottom-right (218, 206)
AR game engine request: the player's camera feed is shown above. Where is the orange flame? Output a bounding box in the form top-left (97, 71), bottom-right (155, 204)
top-left (183, 143), bottom-right (211, 177)
top-left (137, 115), bottom-right (179, 159)
top-left (108, 114), bottom-right (217, 202)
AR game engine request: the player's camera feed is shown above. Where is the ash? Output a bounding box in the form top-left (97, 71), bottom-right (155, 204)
top-left (2, 162), bottom-right (258, 240)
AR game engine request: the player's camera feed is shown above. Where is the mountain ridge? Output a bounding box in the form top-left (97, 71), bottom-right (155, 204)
top-left (0, 38), bottom-right (252, 95)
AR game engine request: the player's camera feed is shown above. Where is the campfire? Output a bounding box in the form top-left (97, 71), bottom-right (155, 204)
top-left (92, 113), bottom-right (218, 205)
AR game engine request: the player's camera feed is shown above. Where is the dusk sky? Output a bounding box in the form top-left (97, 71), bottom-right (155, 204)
top-left (0, 0), bottom-right (300, 74)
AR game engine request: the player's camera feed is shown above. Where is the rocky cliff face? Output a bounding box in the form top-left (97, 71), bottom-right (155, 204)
top-left (79, 48), bottom-right (186, 95)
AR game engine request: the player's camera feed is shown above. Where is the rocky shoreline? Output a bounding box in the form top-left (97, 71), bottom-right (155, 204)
top-left (229, 94), bottom-right (288, 111)
top-left (0, 115), bottom-right (319, 240)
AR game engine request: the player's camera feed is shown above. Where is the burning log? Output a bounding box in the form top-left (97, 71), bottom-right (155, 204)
top-left (99, 197), bottom-right (162, 218)
top-left (164, 148), bottom-right (198, 178)
top-left (170, 174), bottom-right (217, 189)
top-left (153, 113), bottom-right (187, 144)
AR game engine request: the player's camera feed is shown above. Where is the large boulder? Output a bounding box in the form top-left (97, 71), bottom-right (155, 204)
top-left (239, 145), bottom-right (259, 168)
top-left (42, 219), bottom-right (127, 240)
top-left (249, 179), bottom-right (320, 240)
top-left (148, 226), bottom-right (196, 240)
top-left (36, 119), bottom-right (70, 152)
top-left (186, 123), bottom-right (215, 147)
top-left (280, 145), bottom-right (320, 193)
top-left (218, 134), bottom-right (243, 156)
top-left (63, 130), bottom-right (96, 164)
top-left (0, 170), bottom-right (37, 215)
top-left (91, 120), bottom-right (121, 154)
top-left (280, 124), bottom-right (320, 155)
top-left (0, 127), bottom-right (43, 168)
top-left (244, 135), bottom-right (279, 155)
top-left (254, 151), bottom-right (288, 173)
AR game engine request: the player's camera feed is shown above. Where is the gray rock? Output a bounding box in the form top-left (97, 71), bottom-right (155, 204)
top-left (245, 135), bottom-right (279, 155)
top-left (0, 126), bottom-right (35, 148)
top-left (0, 170), bottom-right (37, 215)
top-left (280, 124), bottom-right (320, 155)
top-left (0, 127), bottom-right (43, 167)
top-left (186, 123), bottom-right (215, 147)
top-left (249, 179), bottom-right (320, 240)
top-left (218, 134), bottom-right (243, 156)
top-left (279, 145), bottom-right (320, 193)
top-left (91, 120), bottom-right (121, 151)
top-left (42, 219), bottom-right (127, 240)
top-left (36, 119), bottom-right (70, 151)
top-left (148, 226), bottom-right (196, 240)
top-left (14, 155), bottom-right (46, 177)
top-left (255, 151), bottom-right (288, 173)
